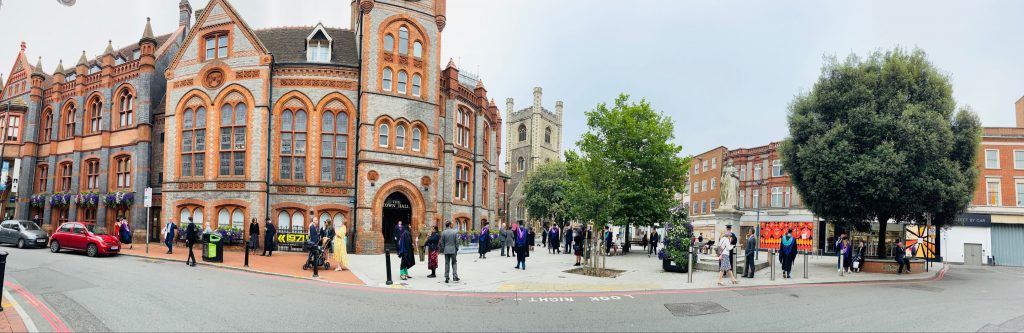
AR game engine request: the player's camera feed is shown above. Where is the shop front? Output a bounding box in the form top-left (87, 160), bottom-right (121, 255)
top-left (941, 213), bottom-right (991, 265)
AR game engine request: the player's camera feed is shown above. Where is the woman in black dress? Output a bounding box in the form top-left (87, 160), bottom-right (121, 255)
top-left (248, 218), bottom-right (260, 255)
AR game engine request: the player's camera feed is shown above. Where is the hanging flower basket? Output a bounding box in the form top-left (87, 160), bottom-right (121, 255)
top-left (104, 191), bottom-right (135, 209)
top-left (30, 194), bottom-right (49, 208)
top-left (75, 191), bottom-right (101, 208)
top-left (49, 192), bottom-right (74, 208)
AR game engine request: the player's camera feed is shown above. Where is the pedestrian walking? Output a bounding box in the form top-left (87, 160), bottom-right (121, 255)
top-left (478, 221), bottom-right (490, 259)
top-left (440, 221), bottom-right (460, 283)
top-left (185, 218), bottom-right (199, 267)
top-left (642, 231), bottom-right (649, 253)
top-left (248, 218), bottom-right (260, 255)
top-left (779, 229), bottom-right (797, 278)
top-left (498, 223), bottom-right (508, 257)
top-left (418, 223), bottom-right (429, 263)
top-left (425, 226), bottom-right (440, 278)
top-left (648, 230), bottom-right (660, 257)
top-left (717, 233), bottom-right (739, 285)
top-left (163, 219), bottom-right (178, 254)
top-left (513, 223), bottom-right (529, 270)
top-left (398, 224), bottom-right (415, 280)
top-left (262, 218), bottom-right (277, 257)
top-left (743, 229), bottom-right (758, 278)
top-left (528, 227), bottom-right (536, 252)
top-left (548, 224), bottom-right (560, 254)
top-left (573, 225), bottom-right (584, 266)
top-left (334, 220), bottom-right (349, 271)
top-left (853, 240), bottom-right (866, 273)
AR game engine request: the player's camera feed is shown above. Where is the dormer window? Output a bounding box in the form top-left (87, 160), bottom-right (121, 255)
top-left (132, 49), bottom-right (141, 60)
top-left (115, 57), bottom-right (126, 65)
top-left (65, 74), bottom-right (76, 82)
top-left (88, 65), bottom-right (101, 74)
top-left (306, 24), bottom-right (333, 63)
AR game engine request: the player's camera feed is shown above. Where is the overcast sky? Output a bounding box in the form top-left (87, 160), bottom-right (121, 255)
top-left (2, 0), bottom-right (1023, 159)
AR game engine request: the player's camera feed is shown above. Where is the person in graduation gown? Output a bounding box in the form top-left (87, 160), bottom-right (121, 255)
top-left (513, 223), bottom-right (529, 270)
top-left (478, 222), bottom-right (490, 259)
top-left (779, 229), bottom-right (797, 278)
top-left (398, 224), bottom-right (416, 280)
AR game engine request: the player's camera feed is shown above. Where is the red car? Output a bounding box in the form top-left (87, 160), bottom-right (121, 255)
top-left (49, 222), bottom-right (121, 257)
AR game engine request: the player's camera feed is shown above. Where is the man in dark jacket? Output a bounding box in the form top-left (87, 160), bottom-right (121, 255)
top-left (440, 221), bottom-right (460, 283)
top-left (185, 218), bottom-right (199, 267)
top-left (649, 230), bottom-right (660, 257)
top-left (893, 242), bottom-right (910, 274)
top-left (743, 230), bottom-right (757, 278)
top-left (262, 218), bottom-right (276, 256)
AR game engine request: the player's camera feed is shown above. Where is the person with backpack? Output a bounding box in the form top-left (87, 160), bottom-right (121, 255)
top-left (185, 218), bottom-right (199, 267)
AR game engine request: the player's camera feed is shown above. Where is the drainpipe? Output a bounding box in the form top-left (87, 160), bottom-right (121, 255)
top-left (350, 7), bottom-right (365, 254)
top-left (264, 60), bottom-right (275, 220)
top-left (470, 111), bottom-right (478, 230)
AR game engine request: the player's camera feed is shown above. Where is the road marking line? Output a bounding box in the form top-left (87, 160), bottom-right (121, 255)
top-left (3, 289), bottom-right (38, 333)
top-left (4, 282), bottom-right (69, 333)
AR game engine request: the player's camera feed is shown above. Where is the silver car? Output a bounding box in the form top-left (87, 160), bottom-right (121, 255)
top-left (0, 220), bottom-right (49, 249)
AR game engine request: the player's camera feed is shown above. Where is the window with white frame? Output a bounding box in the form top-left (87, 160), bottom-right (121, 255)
top-left (771, 187), bottom-right (783, 207)
top-left (710, 178), bottom-right (716, 190)
top-left (692, 183), bottom-right (697, 194)
top-left (1015, 150), bottom-right (1024, 170)
top-left (693, 164), bottom-right (699, 174)
top-left (739, 190), bottom-right (745, 209)
top-left (382, 68), bottom-right (393, 92)
top-left (754, 164), bottom-right (762, 180)
top-left (711, 158), bottom-right (717, 169)
top-left (1016, 182), bottom-right (1024, 207)
top-left (378, 123), bottom-right (389, 147)
top-left (987, 179), bottom-right (1001, 206)
top-left (701, 200), bottom-right (707, 214)
top-left (985, 150), bottom-right (999, 169)
top-left (740, 165), bottom-right (746, 181)
top-left (702, 160), bottom-right (708, 172)
top-left (753, 189), bottom-right (760, 208)
top-left (785, 187), bottom-right (792, 207)
top-left (772, 160), bottom-right (783, 177)
top-left (710, 199), bottom-right (716, 210)
top-left (701, 180), bottom-right (707, 192)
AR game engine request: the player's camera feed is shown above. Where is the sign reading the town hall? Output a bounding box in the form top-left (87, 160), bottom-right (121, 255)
top-left (383, 198), bottom-right (410, 210)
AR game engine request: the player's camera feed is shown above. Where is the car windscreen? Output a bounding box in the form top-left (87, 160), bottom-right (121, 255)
top-left (85, 224), bottom-right (108, 235)
top-left (17, 222), bottom-right (41, 231)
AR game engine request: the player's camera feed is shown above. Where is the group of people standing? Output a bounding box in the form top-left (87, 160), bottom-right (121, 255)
top-left (476, 222), bottom-right (534, 270)
top-left (394, 220), bottom-right (461, 283)
top-left (834, 233), bottom-right (867, 274)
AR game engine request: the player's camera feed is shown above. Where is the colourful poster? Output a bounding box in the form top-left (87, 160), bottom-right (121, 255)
top-left (759, 222), bottom-right (814, 252)
top-left (905, 225), bottom-right (935, 259)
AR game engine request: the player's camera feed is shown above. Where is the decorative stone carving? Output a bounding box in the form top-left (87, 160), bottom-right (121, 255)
top-left (203, 69), bottom-right (225, 89)
top-left (717, 159), bottom-right (740, 211)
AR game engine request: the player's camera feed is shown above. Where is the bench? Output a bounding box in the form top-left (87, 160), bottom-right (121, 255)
top-left (860, 258), bottom-right (927, 274)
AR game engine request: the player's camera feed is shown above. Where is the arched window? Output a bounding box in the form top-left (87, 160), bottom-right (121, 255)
top-left (456, 109), bottom-right (470, 148)
top-left (40, 108), bottom-right (52, 143)
top-left (396, 124), bottom-right (406, 149)
top-left (279, 108), bottom-right (307, 181)
top-left (180, 207), bottom-right (204, 226)
top-left (397, 71), bottom-right (407, 94)
top-left (83, 159), bottom-right (100, 190)
top-left (277, 211), bottom-right (291, 230)
top-left (61, 103), bottom-right (76, 139)
top-left (181, 106), bottom-right (207, 177)
top-left (35, 164), bottom-right (48, 193)
top-left (217, 207), bottom-right (245, 230)
top-left (544, 127), bottom-right (551, 144)
top-left (59, 162), bottom-right (73, 192)
top-left (115, 155), bottom-right (132, 190)
top-left (383, 34), bottom-right (394, 53)
top-left (116, 88), bottom-right (134, 128)
top-left (517, 157), bottom-right (525, 172)
top-left (411, 127), bottom-right (421, 152)
top-left (320, 108), bottom-right (350, 183)
top-left (518, 124), bottom-right (526, 142)
top-left (86, 96), bottom-right (101, 134)
top-left (411, 74), bottom-right (421, 97)
top-left (378, 123), bottom-right (389, 147)
top-left (382, 68), bottom-right (393, 92)
top-left (219, 101), bottom-right (247, 177)
top-left (413, 41), bottom-right (422, 58)
top-left (398, 26), bottom-right (409, 55)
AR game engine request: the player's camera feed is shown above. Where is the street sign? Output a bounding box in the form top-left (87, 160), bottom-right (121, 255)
top-left (144, 187), bottom-right (153, 207)
top-left (11, 158), bottom-right (20, 193)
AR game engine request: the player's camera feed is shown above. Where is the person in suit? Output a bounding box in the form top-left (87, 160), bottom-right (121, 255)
top-left (163, 219), bottom-right (178, 254)
top-left (440, 221), bottom-right (460, 283)
top-left (893, 242), bottom-right (910, 274)
top-left (743, 230), bottom-right (758, 278)
top-left (649, 230), bottom-right (660, 257)
top-left (262, 218), bottom-right (277, 257)
top-left (184, 218), bottom-right (199, 267)
top-left (564, 226), bottom-right (573, 254)
top-left (498, 223), bottom-right (509, 257)
top-left (505, 224), bottom-right (515, 257)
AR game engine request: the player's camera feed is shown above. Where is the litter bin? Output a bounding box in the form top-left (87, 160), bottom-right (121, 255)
top-left (202, 233), bottom-right (224, 263)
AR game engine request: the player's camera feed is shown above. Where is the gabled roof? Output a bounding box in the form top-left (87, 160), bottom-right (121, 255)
top-left (168, 0), bottom-right (269, 71)
top-left (254, 27), bottom-right (357, 66)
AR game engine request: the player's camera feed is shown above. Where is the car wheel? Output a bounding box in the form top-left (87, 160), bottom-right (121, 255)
top-left (50, 241), bottom-right (60, 253)
top-left (87, 244), bottom-right (98, 257)
top-left (17, 239), bottom-right (25, 249)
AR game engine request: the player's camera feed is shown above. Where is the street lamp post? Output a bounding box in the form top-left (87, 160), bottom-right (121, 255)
top-left (753, 179), bottom-right (766, 260)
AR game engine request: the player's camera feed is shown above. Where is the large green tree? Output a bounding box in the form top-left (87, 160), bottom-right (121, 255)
top-left (566, 94), bottom-right (689, 249)
top-left (780, 48), bottom-right (981, 257)
top-left (522, 161), bottom-right (570, 227)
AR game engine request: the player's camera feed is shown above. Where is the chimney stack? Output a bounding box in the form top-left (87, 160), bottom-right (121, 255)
top-left (1017, 96), bottom-right (1024, 128)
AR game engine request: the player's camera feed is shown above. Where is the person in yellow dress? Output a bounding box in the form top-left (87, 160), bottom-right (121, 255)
top-left (334, 220), bottom-right (349, 271)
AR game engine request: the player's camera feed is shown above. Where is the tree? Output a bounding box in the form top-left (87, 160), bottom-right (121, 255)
top-left (567, 94), bottom-right (689, 251)
top-left (522, 161), bottom-right (570, 227)
top-left (780, 48), bottom-right (981, 257)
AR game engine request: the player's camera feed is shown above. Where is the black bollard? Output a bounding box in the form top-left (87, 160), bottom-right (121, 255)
top-left (243, 234), bottom-right (250, 268)
top-left (0, 251), bottom-right (6, 312)
top-left (385, 249), bottom-right (393, 285)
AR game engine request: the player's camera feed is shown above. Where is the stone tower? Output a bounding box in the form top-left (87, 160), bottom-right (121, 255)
top-left (505, 87), bottom-right (563, 225)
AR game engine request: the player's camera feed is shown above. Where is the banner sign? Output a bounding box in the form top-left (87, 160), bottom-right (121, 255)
top-left (759, 222), bottom-right (814, 251)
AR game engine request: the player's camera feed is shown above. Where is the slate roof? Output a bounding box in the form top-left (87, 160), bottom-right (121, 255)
top-left (254, 27), bottom-right (358, 67)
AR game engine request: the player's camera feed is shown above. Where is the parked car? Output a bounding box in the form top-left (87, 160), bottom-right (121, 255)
top-left (0, 220), bottom-right (49, 249)
top-left (49, 222), bottom-right (120, 257)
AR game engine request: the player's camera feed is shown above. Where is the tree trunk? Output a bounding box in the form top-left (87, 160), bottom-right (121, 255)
top-left (876, 214), bottom-right (890, 258)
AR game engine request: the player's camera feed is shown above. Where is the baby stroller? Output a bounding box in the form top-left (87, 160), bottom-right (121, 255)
top-left (302, 240), bottom-right (331, 271)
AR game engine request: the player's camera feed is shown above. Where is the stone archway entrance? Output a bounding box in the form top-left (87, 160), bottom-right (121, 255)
top-left (381, 192), bottom-right (412, 252)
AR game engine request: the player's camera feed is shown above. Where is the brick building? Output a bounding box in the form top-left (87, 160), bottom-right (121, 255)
top-left (2, 0), bottom-right (506, 254)
top-left (0, 15), bottom-right (185, 238)
top-left (687, 146), bottom-right (727, 236)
